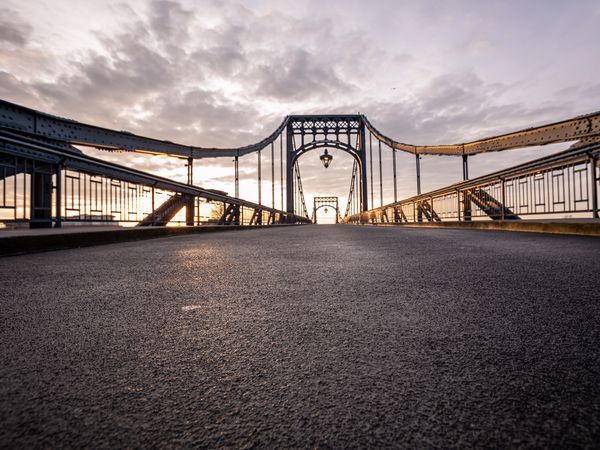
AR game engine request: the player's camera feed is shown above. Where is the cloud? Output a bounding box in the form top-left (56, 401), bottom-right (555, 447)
top-left (0, 71), bottom-right (36, 104)
top-left (136, 88), bottom-right (268, 146)
top-left (356, 72), bottom-right (579, 147)
top-left (188, 46), bottom-right (246, 79)
top-left (0, 8), bottom-right (31, 46)
top-left (31, 29), bottom-right (175, 125)
top-left (253, 48), bottom-right (354, 101)
top-left (0, 1), bottom-right (375, 144)
top-left (148, 0), bottom-right (193, 43)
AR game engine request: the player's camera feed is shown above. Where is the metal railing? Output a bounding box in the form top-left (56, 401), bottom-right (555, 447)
top-left (346, 144), bottom-right (600, 224)
top-left (0, 130), bottom-right (311, 228)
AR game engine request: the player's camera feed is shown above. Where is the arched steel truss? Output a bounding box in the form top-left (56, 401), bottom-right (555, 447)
top-left (289, 140), bottom-right (360, 166)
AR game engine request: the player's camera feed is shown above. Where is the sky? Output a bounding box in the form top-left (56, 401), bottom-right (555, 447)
top-left (1, 0), bottom-right (599, 222)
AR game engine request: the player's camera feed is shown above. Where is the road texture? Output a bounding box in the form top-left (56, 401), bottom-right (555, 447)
top-left (1, 225), bottom-right (599, 448)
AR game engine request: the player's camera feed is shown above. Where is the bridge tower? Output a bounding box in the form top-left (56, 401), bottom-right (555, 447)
top-left (285, 115), bottom-right (368, 215)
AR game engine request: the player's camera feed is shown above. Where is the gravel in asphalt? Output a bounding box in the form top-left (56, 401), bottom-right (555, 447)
top-left (1, 225), bottom-right (599, 448)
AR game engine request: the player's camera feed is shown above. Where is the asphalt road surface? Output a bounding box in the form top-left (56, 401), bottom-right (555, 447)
top-left (1, 225), bottom-right (599, 449)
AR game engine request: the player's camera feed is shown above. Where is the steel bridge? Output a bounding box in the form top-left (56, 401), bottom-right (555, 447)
top-left (2, 98), bottom-right (600, 448)
top-left (1, 99), bottom-right (599, 230)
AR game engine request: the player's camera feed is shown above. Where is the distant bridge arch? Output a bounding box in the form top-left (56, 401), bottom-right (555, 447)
top-left (312, 196), bottom-right (340, 224)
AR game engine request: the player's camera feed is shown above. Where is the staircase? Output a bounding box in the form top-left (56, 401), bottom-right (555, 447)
top-left (138, 194), bottom-right (190, 226)
top-left (465, 189), bottom-right (519, 220)
top-left (418, 200), bottom-right (441, 222)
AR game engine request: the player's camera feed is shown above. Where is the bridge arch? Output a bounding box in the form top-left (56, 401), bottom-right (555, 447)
top-left (285, 115), bottom-right (368, 215)
top-left (290, 140), bottom-right (361, 167)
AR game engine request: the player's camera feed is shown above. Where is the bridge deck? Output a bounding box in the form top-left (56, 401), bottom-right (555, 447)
top-left (1, 225), bottom-right (599, 447)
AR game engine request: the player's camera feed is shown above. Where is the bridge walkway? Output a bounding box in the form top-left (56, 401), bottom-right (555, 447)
top-left (1, 225), bottom-right (599, 447)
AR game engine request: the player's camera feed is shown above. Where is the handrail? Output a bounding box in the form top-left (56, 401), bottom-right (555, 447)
top-left (0, 129), bottom-right (310, 221)
top-left (348, 143), bottom-right (600, 220)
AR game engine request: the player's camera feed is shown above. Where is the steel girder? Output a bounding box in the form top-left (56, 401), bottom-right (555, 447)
top-left (362, 112), bottom-right (600, 156)
top-left (2, 99), bottom-right (600, 159)
top-left (0, 99), bottom-right (289, 159)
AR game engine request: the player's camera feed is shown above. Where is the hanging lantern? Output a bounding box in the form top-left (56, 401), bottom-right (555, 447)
top-left (324, 208), bottom-right (329, 213)
top-left (320, 149), bottom-right (333, 168)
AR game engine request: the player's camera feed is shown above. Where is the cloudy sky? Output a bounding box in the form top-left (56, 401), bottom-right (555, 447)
top-left (1, 0), bottom-right (599, 219)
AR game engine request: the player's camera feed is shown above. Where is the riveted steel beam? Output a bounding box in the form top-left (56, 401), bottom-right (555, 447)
top-left (363, 111), bottom-right (600, 156)
top-left (3, 99), bottom-right (599, 160)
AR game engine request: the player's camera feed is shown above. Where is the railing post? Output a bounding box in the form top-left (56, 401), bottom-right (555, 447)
top-left (258, 148), bottom-right (262, 206)
top-left (280, 136), bottom-right (284, 210)
top-left (359, 123), bottom-right (368, 211)
top-left (286, 126), bottom-right (294, 214)
top-left (591, 156), bottom-right (598, 219)
top-left (151, 186), bottom-right (155, 225)
top-left (463, 154), bottom-right (472, 221)
top-left (501, 178), bottom-right (506, 220)
top-left (187, 157), bottom-right (193, 185)
top-left (31, 162), bottom-right (53, 228)
top-left (271, 141), bottom-right (275, 208)
top-left (186, 195), bottom-right (195, 226)
top-left (234, 154), bottom-right (239, 198)
top-left (392, 147), bottom-right (397, 203)
top-left (430, 196), bottom-right (434, 221)
top-left (369, 132), bottom-right (374, 209)
top-left (464, 190), bottom-right (472, 221)
top-left (55, 163), bottom-right (62, 228)
top-left (378, 140), bottom-right (383, 207)
top-left (415, 154), bottom-right (421, 195)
